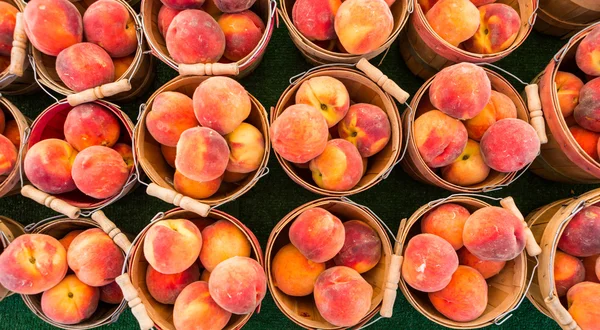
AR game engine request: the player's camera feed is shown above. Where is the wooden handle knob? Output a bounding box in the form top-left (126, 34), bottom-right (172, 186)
top-left (356, 58), bottom-right (409, 104)
top-left (115, 274), bottom-right (154, 330)
top-left (545, 295), bottom-right (580, 330)
top-left (67, 79), bottom-right (132, 106)
top-left (146, 183), bottom-right (211, 217)
top-left (525, 84), bottom-right (548, 144)
top-left (501, 197), bottom-right (542, 256)
top-left (500, 197), bottom-right (524, 221)
top-left (380, 255), bottom-right (402, 318)
top-left (21, 185), bottom-right (80, 219)
top-left (9, 13), bottom-right (27, 77)
top-left (91, 211), bottom-right (132, 252)
top-left (178, 62), bottom-right (239, 76)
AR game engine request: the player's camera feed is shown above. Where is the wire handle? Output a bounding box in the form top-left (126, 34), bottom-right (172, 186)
top-left (481, 155), bottom-right (537, 193)
top-left (23, 214), bottom-right (66, 233)
top-left (427, 193), bottom-right (502, 210)
top-left (554, 21), bottom-right (600, 63)
top-left (18, 126), bottom-right (31, 188)
top-left (28, 55), bottom-right (63, 104)
top-left (528, 0), bottom-right (539, 26)
top-left (289, 63), bottom-right (355, 85)
top-left (494, 255), bottom-right (539, 325)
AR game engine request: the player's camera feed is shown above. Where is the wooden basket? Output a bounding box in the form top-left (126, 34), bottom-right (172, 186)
top-left (399, 0), bottom-right (538, 79)
top-left (272, 59), bottom-right (408, 197)
top-left (265, 197), bottom-right (402, 329)
top-left (141, 0), bottom-right (276, 78)
top-left (398, 195), bottom-right (540, 329)
top-left (525, 188), bottom-right (600, 329)
top-left (279, 0), bottom-right (410, 66)
top-left (20, 211), bottom-right (130, 330)
top-left (19, 0), bottom-right (154, 107)
top-left (0, 216), bottom-right (24, 301)
top-left (0, 96), bottom-right (29, 198)
top-left (534, 0), bottom-right (600, 38)
top-left (135, 75), bottom-right (270, 218)
top-left (116, 207), bottom-right (264, 330)
top-left (20, 100), bottom-right (137, 219)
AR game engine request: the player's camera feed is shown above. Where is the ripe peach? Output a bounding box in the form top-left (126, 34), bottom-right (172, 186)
top-left (335, 0), bottom-right (393, 55)
top-left (72, 146), bottom-right (129, 199)
top-left (41, 274), bottom-right (99, 325)
top-left (193, 77), bottom-right (250, 135)
top-left (402, 233), bottom-right (458, 292)
top-left (24, 139), bottom-right (78, 194)
top-left (272, 243), bottom-right (325, 296)
top-left (441, 139), bottom-right (491, 186)
top-left (161, 144), bottom-right (176, 168)
top-left (421, 203), bottom-right (470, 250)
top-left (292, 0), bottom-right (340, 41)
top-left (554, 251), bottom-right (585, 297)
top-left (161, 0), bottom-right (204, 10)
top-left (224, 123), bottom-right (265, 173)
top-left (414, 110), bottom-right (468, 168)
top-left (146, 263), bottom-right (200, 304)
top-left (200, 220), bottom-right (251, 271)
top-left (309, 139), bottom-right (363, 191)
top-left (417, 0), bottom-right (439, 13)
top-left (567, 281), bottom-right (600, 329)
top-left (144, 219), bottom-right (202, 274)
top-left (56, 43), bottom-right (115, 92)
top-left (157, 5), bottom-right (181, 38)
top-left (464, 101), bottom-right (496, 141)
top-left (490, 90), bottom-right (517, 120)
top-left (147, 91), bottom-right (197, 147)
top-left (223, 170), bottom-right (248, 183)
top-left (64, 103), bottom-right (121, 151)
top-left (113, 55), bottom-right (134, 79)
top-left (574, 78), bottom-right (600, 132)
top-left (576, 26), bottom-right (600, 76)
top-left (457, 247), bottom-right (505, 279)
top-left (464, 3), bottom-right (520, 54)
top-left (200, 269), bottom-right (211, 281)
top-left (68, 228), bottom-right (124, 287)
top-left (289, 207), bottom-right (345, 263)
top-left (0, 3), bottom-right (17, 57)
top-left (0, 234), bottom-right (68, 294)
top-left (190, 218), bottom-right (214, 232)
top-left (426, 0), bottom-right (479, 47)
top-left (583, 255), bottom-right (600, 283)
top-left (296, 76), bottom-right (350, 128)
top-left (333, 220), bottom-right (381, 273)
top-left (558, 205), bottom-right (600, 257)
top-left (471, 0), bottom-right (496, 5)
top-left (174, 281), bottom-right (231, 330)
top-left (480, 119), bottom-right (541, 172)
top-left (99, 280), bottom-right (123, 304)
top-left (338, 103), bottom-right (390, 157)
top-left (0, 134), bottom-right (16, 175)
top-left (555, 71), bottom-right (585, 118)
top-left (213, 0), bottom-right (256, 13)
top-left (219, 10), bottom-right (265, 61)
top-left (166, 9), bottom-right (225, 64)
top-left (176, 127), bottom-right (229, 182)
top-left (2, 120), bottom-right (18, 147)
top-left (112, 143), bottom-right (134, 170)
top-left (23, 0), bottom-right (82, 56)
top-left (173, 170), bottom-right (222, 199)
top-left (570, 126), bottom-right (600, 161)
top-left (83, 0), bottom-right (137, 58)
top-left (58, 230), bottom-right (83, 251)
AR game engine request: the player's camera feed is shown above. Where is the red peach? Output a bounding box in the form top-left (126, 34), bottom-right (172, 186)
top-left (199, 220), bottom-right (251, 272)
top-left (58, 230), bottom-right (83, 251)
top-left (23, 0), bottom-right (82, 56)
top-left (0, 3), bottom-right (17, 56)
top-left (480, 118), bottom-right (541, 172)
top-left (147, 91), bottom-right (198, 147)
top-left (161, 144), bottom-right (176, 168)
top-left (555, 71), bottom-right (585, 118)
top-left (334, 0), bottom-right (393, 55)
top-left (224, 122), bottom-right (265, 174)
top-left (338, 103), bottom-right (391, 157)
top-left (213, 0), bottom-right (256, 13)
top-left (421, 203), bottom-right (470, 250)
top-left (83, 0), bottom-right (137, 58)
top-left (173, 170), bottom-right (222, 199)
top-left (0, 134), bottom-right (16, 175)
top-left (72, 146), bottom-right (129, 199)
top-left (558, 205), bottom-right (600, 257)
top-left (574, 78), bottom-right (600, 132)
top-left (157, 5), bottom-right (181, 38)
top-left (292, 0), bottom-right (341, 41)
top-left (570, 126), bottom-right (600, 161)
top-left (457, 247), bottom-right (505, 279)
top-left (554, 251), bottom-right (586, 297)
top-left (272, 243), bottom-right (325, 296)
top-left (173, 281), bottom-right (231, 330)
top-left (463, 3), bottom-right (521, 54)
top-left (426, 0), bottom-right (479, 47)
top-left (309, 139), bottom-right (363, 191)
top-left (218, 10), bottom-right (265, 61)
top-left (3, 120), bottom-right (19, 147)
top-left (24, 139), bottom-right (78, 194)
top-left (166, 9), bottom-right (225, 64)
top-left (333, 220), bottom-right (382, 274)
top-left (146, 263), bottom-right (200, 304)
top-left (567, 281), bottom-right (600, 329)
top-left (175, 127), bottom-right (230, 182)
top-left (289, 207), bottom-right (345, 263)
top-left (144, 219), bottom-right (203, 274)
top-left (68, 228), bottom-right (124, 287)
top-left (99, 280), bottom-right (123, 304)
top-left (64, 103), bottom-right (121, 151)
top-left (296, 76), bottom-right (350, 128)
top-left (41, 274), bottom-right (99, 324)
top-left (56, 43), bottom-right (115, 92)
top-left (576, 25), bottom-right (600, 76)
top-left (414, 110), bottom-right (468, 168)
top-left (441, 139), bottom-right (491, 186)
top-left (160, 0), bottom-right (204, 10)
top-left (112, 143), bottom-right (134, 171)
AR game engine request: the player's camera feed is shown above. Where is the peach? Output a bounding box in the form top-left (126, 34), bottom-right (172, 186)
top-left (223, 170), bottom-right (248, 183)
top-left (464, 4), bottom-right (520, 54)
top-left (147, 91), bottom-right (198, 147)
top-left (428, 266), bottom-right (487, 322)
top-left (583, 255), bottom-right (600, 283)
top-left (213, 0), bottom-right (256, 13)
top-left (417, 0), bottom-right (439, 13)
top-left (24, 139), bottom-right (78, 194)
top-left (72, 146), bottom-right (129, 199)
top-left (41, 274), bottom-right (99, 325)
top-left (219, 10), bottom-right (265, 61)
top-left (0, 234), bottom-right (68, 295)
top-left (23, 0), bottom-right (82, 56)
top-left (570, 126), bottom-right (600, 161)
top-left (161, 0), bottom-right (204, 10)
top-left (429, 63), bottom-right (492, 120)
top-left (0, 134), bottom-right (16, 175)
top-left (271, 104), bottom-right (329, 164)
top-left (567, 281), bottom-right (600, 329)
top-left (200, 269), bottom-right (211, 281)
top-left (314, 266), bottom-right (373, 327)
top-left (558, 205), bottom-right (600, 257)
top-left (576, 25), bottom-right (600, 76)
top-left (597, 258), bottom-right (600, 282)
top-left (480, 118), bottom-right (541, 172)
top-left (333, 220), bottom-right (381, 274)
top-left (58, 230), bottom-right (83, 251)
top-left (113, 54), bottom-right (134, 79)
top-left (224, 123), bottom-right (265, 173)
top-left (289, 207), bottom-right (345, 263)
top-left (56, 43), bottom-right (115, 92)
top-left (3, 120), bottom-right (19, 147)
top-left (426, 0), bottom-right (479, 47)
top-left (68, 228), bottom-right (123, 287)
top-left (296, 76), bottom-right (350, 128)
top-left (554, 251), bottom-right (585, 297)
top-left (457, 247), bottom-right (505, 279)
top-left (158, 5), bottom-right (181, 38)
top-left (161, 144), bottom-right (177, 168)
top-left (200, 220), bottom-right (250, 271)
top-left (402, 233), bottom-right (458, 292)
top-left (176, 127), bottom-right (229, 182)
top-left (64, 103), bottom-right (121, 151)
top-left (174, 170), bottom-right (222, 199)
top-left (0, 3), bottom-right (17, 56)
top-left (414, 110), bottom-right (468, 168)
top-left (0, 109), bottom-right (4, 133)
top-left (421, 203), bottom-right (470, 250)
top-left (193, 77), bottom-right (251, 135)
top-left (146, 263), bottom-right (200, 304)
top-left (464, 101), bottom-right (496, 141)
top-left (83, 0), bottom-right (137, 58)
top-left (166, 9), bottom-right (225, 64)
top-left (574, 78), bottom-right (600, 132)
top-left (272, 243), bottom-right (325, 296)
top-left (190, 218), bottom-right (214, 232)
top-left (112, 143), bottom-right (134, 170)
top-left (174, 281), bottom-right (231, 330)
top-left (490, 90), bottom-right (517, 120)
top-left (309, 139), bottom-right (363, 191)
top-left (441, 139), bottom-right (491, 186)
top-left (144, 219), bottom-right (202, 274)
top-left (555, 71), bottom-right (585, 118)
top-left (335, 0), bottom-right (393, 55)
top-left (292, 0), bottom-right (340, 41)
top-left (338, 103), bottom-right (391, 157)
top-left (208, 256), bottom-right (266, 314)
top-left (99, 280), bottom-right (123, 304)
top-left (471, 0), bottom-right (496, 5)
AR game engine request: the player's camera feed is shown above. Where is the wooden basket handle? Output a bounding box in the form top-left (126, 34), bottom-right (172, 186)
top-left (525, 84), bottom-right (548, 144)
top-left (67, 79), bottom-right (132, 106)
top-left (21, 185), bottom-right (81, 219)
top-left (356, 58), bottom-right (409, 104)
top-left (146, 183), bottom-right (211, 217)
top-left (9, 13), bottom-right (27, 77)
top-left (500, 197), bottom-right (542, 256)
top-left (544, 295), bottom-right (580, 330)
top-left (380, 255), bottom-right (402, 318)
top-left (115, 274), bottom-right (154, 330)
top-left (91, 210), bottom-right (131, 252)
top-left (178, 62), bottom-right (239, 76)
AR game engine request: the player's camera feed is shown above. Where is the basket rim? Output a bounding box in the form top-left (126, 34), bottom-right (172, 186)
top-left (0, 97), bottom-right (28, 197)
top-left (536, 5), bottom-right (599, 29)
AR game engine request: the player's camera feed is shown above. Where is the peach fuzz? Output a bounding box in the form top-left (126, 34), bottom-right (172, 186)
top-left (272, 243), bottom-right (325, 296)
top-left (567, 282), bottom-right (600, 329)
top-left (146, 263), bottom-right (200, 304)
top-left (555, 71), bottom-right (584, 118)
top-left (219, 10), bottom-right (265, 61)
top-left (569, 126), bottom-right (600, 161)
top-left (421, 203), bottom-right (470, 250)
top-left (429, 266), bottom-right (488, 322)
top-left (112, 143), bottom-right (134, 170)
top-left (583, 255), bottom-right (599, 283)
top-left (402, 233), bottom-right (458, 292)
top-left (0, 234), bottom-right (68, 295)
top-left (0, 3), bottom-right (17, 57)
top-left (41, 274), bottom-right (99, 325)
top-left (176, 127), bottom-right (229, 182)
top-left (161, 144), bottom-right (176, 168)
top-left (213, 0), bottom-right (256, 13)
top-left (314, 266), bottom-right (373, 327)
top-left (441, 139), bottom-right (490, 186)
top-left (68, 228), bottom-right (123, 287)
top-left (576, 26), bottom-right (600, 76)
top-left (100, 280), bottom-right (123, 304)
top-left (200, 220), bottom-right (251, 272)
top-left (144, 219), bottom-right (202, 274)
top-left (414, 110), bottom-right (468, 168)
top-left (457, 247), bottom-right (505, 279)
top-left (296, 76), bottom-right (350, 128)
top-left (574, 78), bottom-right (600, 133)
top-left (113, 54), bottom-right (134, 80)
top-left (58, 230), bottom-right (83, 251)
top-left (430, 63), bottom-right (492, 120)
top-left (333, 220), bottom-right (382, 274)
top-left (83, 0), bottom-right (137, 58)
top-left (426, 0), bottom-right (479, 47)
top-left (223, 170), bottom-right (248, 183)
top-left (24, 139), bottom-right (78, 194)
top-left (554, 251), bottom-right (585, 297)
top-left (480, 119), bottom-right (540, 172)
top-left (166, 9), bottom-right (225, 64)
top-left (292, 0), bottom-right (340, 41)
top-left (464, 101), bottom-right (496, 141)
top-left (147, 91), bottom-right (197, 147)
top-left (64, 103), bottom-right (121, 151)
top-left (157, 5), bottom-right (181, 38)
top-left (208, 256), bottom-right (266, 314)
top-left (23, 0), bottom-right (82, 56)
top-left (490, 90), bottom-right (517, 120)
top-left (174, 170), bottom-right (222, 199)
top-left (0, 134), bottom-right (16, 175)
top-left (335, 0), bottom-right (393, 55)
top-left (271, 104), bottom-right (329, 164)
top-left (174, 281), bottom-right (231, 330)
top-left (56, 43), bottom-right (115, 92)
top-left (289, 207), bottom-right (345, 263)
top-left (558, 205), bottom-right (600, 257)
top-left (309, 139), bottom-right (363, 191)
top-left (338, 103), bottom-right (391, 157)
top-left (224, 123), bottom-right (265, 174)
top-left (72, 146), bottom-right (129, 199)
top-left (3, 120), bottom-right (19, 147)
top-left (464, 4), bottom-right (520, 54)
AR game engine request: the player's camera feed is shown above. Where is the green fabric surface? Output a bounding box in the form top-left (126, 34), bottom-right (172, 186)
top-left (0, 6), bottom-right (597, 329)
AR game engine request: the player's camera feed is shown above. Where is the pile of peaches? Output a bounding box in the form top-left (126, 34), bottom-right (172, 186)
top-left (402, 203), bottom-right (526, 322)
top-left (271, 207), bottom-right (381, 327)
top-left (142, 218), bottom-right (266, 330)
top-left (271, 76), bottom-right (391, 191)
top-left (419, 0), bottom-right (521, 55)
top-left (0, 229), bottom-right (125, 325)
top-left (415, 63), bottom-right (540, 186)
top-left (0, 110), bottom-right (18, 178)
top-left (23, 0), bottom-right (138, 92)
top-left (157, 0), bottom-right (265, 64)
top-left (0, 2), bottom-right (18, 72)
top-left (147, 77), bottom-right (265, 199)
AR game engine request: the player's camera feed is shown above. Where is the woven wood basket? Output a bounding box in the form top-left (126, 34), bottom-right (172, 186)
top-left (20, 100), bottom-right (136, 219)
top-left (0, 96), bottom-right (29, 198)
top-left (534, 0), bottom-right (600, 38)
top-left (279, 0), bottom-right (410, 66)
top-left (398, 195), bottom-right (541, 329)
top-left (265, 197), bottom-right (402, 329)
top-left (525, 188), bottom-right (600, 330)
top-left (399, 0), bottom-right (538, 79)
top-left (0, 216), bottom-right (24, 301)
top-left (141, 0), bottom-right (276, 78)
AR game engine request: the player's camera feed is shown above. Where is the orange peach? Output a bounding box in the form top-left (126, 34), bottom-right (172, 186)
top-left (200, 220), bottom-right (251, 272)
top-left (555, 251), bottom-right (585, 297)
top-left (173, 281), bottom-right (232, 330)
top-left (457, 247), bottom-right (505, 279)
top-left (272, 243), bottom-right (325, 296)
top-left (200, 269), bottom-right (211, 281)
top-left (414, 110), bottom-right (468, 168)
top-left (23, 0), bottom-right (82, 56)
top-left (158, 5), bottom-right (181, 37)
top-left (421, 203), bottom-right (470, 250)
top-left (224, 123), bottom-right (265, 173)
top-left (99, 280), bottom-right (123, 304)
top-left (113, 55), bottom-right (134, 80)
top-left (464, 101), bottom-right (496, 141)
top-left (555, 71), bottom-right (585, 118)
top-left (480, 118), bottom-right (540, 172)
top-left (166, 9), bottom-right (225, 64)
top-left (112, 143), bottom-right (134, 170)
top-left (64, 103), bottom-right (121, 151)
top-left (490, 90), bottom-right (517, 120)
top-left (219, 10), bottom-right (265, 61)
top-left (309, 139), bottom-right (363, 191)
top-left (583, 255), bottom-right (600, 283)
top-left (56, 43), bottom-right (115, 92)
top-left (24, 139), bottom-right (78, 194)
top-left (176, 127), bottom-right (230, 182)
top-left (338, 103), bottom-right (390, 157)
top-left (213, 0), bottom-right (256, 13)
top-left (161, 144), bottom-right (177, 168)
top-left (223, 170), bottom-right (248, 183)
top-left (0, 3), bottom-right (17, 57)
top-left (193, 77), bottom-right (250, 135)
top-left (289, 207), bottom-right (345, 263)
top-left (333, 220), bottom-right (381, 274)
top-left (72, 146), bottom-right (129, 199)
top-left (147, 91), bottom-right (198, 147)
top-left (292, 0), bottom-right (341, 41)
top-left (417, 0), bottom-right (439, 13)
top-left (144, 219), bottom-right (202, 274)
top-left (58, 230), bottom-right (83, 251)
top-left (296, 76), bottom-right (350, 128)
top-left (464, 3), bottom-right (520, 54)
top-left (83, 0), bottom-right (137, 58)
top-left (174, 170), bottom-right (222, 199)
top-left (3, 120), bottom-right (18, 147)
top-left (41, 274), bottom-right (99, 325)
top-left (146, 263), bottom-right (200, 304)
top-left (558, 205), bottom-right (600, 257)
top-left (426, 0), bottom-right (479, 47)
top-left (441, 139), bottom-right (491, 186)
top-left (567, 281), bottom-right (600, 329)
top-left (574, 78), bottom-right (600, 132)
top-left (0, 134), bottom-right (16, 175)
top-left (570, 125), bottom-right (600, 161)
top-left (68, 228), bottom-right (124, 287)
top-left (334, 0), bottom-right (393, 54)
top-left (576, 25), bottom-right (600, 76)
